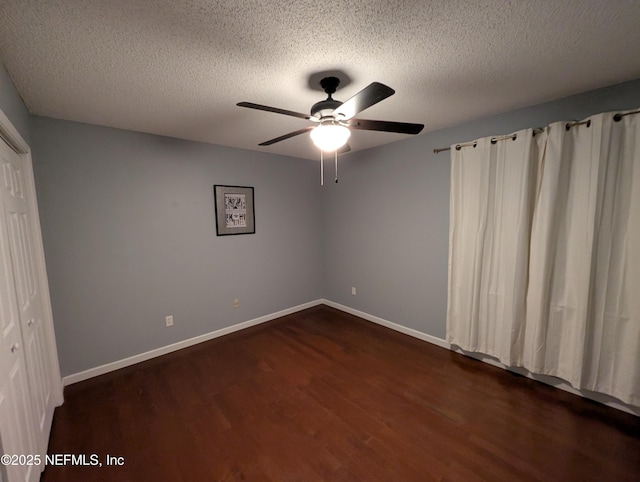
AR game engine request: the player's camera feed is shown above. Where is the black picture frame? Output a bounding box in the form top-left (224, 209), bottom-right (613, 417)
top-left (213, 185), bottom-right (255, 236)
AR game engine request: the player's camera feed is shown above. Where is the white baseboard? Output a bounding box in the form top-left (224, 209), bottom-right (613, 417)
top-left (323, 299), bottom-right (639, 417)
top-left (62, 299), bottom-right (323, 386)
top-left (321, 299), bottom-right (450, 349)
top-left (63, 298), bottom-right (639, 416)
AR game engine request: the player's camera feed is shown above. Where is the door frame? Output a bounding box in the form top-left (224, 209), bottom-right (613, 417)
top-left (0, 108), bottom-right (63, 407)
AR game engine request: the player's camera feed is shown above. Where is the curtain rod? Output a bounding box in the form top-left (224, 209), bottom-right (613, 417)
top-left (432, 109), bottom-right (640, 154)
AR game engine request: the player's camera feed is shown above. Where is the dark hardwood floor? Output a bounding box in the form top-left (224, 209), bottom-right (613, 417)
top-left (42, 305), bottom-right (640, 481)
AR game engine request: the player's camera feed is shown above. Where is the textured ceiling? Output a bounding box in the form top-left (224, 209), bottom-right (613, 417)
top-left (1, 0), bottom-right (640, 160)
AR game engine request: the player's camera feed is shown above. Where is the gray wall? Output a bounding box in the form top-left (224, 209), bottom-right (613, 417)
top-left (11, 69), bottom-right (640, 379)
top-left (31, 117), bottom-right (323, 377)
top-left (0, 64), bottom-right (30, 144)
top-left (323, 78), bottom-right (640, 339)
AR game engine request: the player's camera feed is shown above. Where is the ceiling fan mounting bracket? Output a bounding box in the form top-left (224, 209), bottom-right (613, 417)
top-left (320, 76), bottom-right (340, 96)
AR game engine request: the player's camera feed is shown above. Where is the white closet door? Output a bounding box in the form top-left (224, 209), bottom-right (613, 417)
top-left (0, 141), bottom-right (40, 481)
top-left (0, 139), bottom-right (52, 466)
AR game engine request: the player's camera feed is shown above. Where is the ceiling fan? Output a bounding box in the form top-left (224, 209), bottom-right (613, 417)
top-left (237, 77), bottom-right (424, 153)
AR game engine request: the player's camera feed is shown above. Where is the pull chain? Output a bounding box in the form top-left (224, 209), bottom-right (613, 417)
top-left (320, 150), bottom-right (324, 185)
top-left (334, 149), bottom-right (338, 183)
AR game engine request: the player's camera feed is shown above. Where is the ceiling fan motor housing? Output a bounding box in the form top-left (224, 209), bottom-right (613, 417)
top-left (311, 98), bottom-right (342, 119)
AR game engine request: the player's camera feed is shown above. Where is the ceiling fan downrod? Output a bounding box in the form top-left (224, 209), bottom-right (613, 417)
top-left (311, 77), bottom-right (344, 119)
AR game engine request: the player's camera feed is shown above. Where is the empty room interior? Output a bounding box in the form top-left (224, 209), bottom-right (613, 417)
top-left (1, 1), bottom-right (640, 481)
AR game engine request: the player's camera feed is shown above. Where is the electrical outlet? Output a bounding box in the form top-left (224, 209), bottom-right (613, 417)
top-left (352, 287), bottom-right (357, 296)
top-left (165, 315), bottom-right (173, 327)
top-left (233, 298), bottom-right (240, 309)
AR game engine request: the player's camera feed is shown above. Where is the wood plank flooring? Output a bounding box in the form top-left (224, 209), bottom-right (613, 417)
top-left (42, 305), bottom-right (640, 481)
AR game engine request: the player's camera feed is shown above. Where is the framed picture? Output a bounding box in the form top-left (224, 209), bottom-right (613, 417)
top-left (213, 185), bottom-right (255, 236)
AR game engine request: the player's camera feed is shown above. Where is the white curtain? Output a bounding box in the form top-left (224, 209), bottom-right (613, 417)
top-left (447, 109), bottom-right (640, 406)
top-left (447, 129), bottom-right (544, 365)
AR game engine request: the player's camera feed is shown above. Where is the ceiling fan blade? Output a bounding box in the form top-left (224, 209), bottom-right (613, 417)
top-left (237, 102), bottom-right (312, 120)
top-left (332, 82), bottom-right (395, 120)
top-left (348, 118), bottom-right (424, 135)
top-left (258, 126), bottom-right (315, 146)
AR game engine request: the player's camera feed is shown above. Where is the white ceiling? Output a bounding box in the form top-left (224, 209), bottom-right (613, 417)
top-left (1, 1), bottom-right (640, 160)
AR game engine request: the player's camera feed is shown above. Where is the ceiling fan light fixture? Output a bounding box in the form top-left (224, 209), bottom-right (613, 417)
top-left (310, 122), bottom-right (351, 152)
